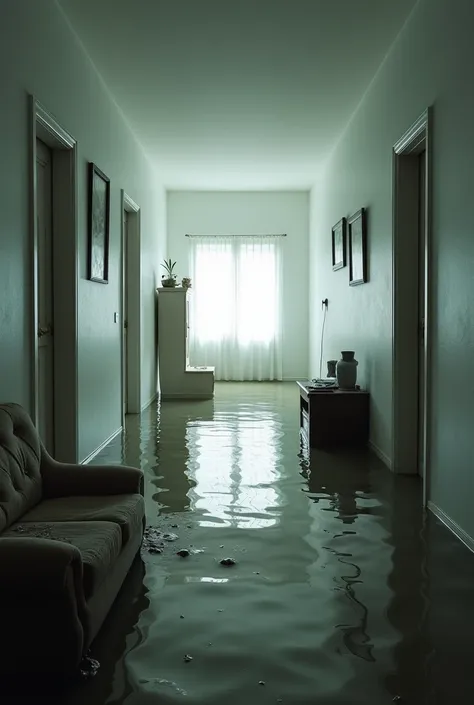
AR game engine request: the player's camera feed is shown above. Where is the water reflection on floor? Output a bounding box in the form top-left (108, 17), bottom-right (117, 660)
top-left (10, 383), bottom-right (474, 703)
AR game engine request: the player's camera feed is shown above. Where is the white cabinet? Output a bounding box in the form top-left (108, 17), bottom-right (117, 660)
top-left (157, 288), bottom-right (214, 399)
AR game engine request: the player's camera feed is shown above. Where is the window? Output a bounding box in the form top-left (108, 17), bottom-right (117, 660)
top-left (189, 236), bottom-right (283, 380)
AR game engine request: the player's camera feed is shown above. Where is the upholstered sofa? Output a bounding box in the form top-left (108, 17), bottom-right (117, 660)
top-left (0, 402), bottom-right (145, 675)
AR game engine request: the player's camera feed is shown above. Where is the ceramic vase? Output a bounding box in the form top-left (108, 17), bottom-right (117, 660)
top-left (327, 360), bottom-right (337, 378)
top-left (336, 351), bottom-right (358, 390)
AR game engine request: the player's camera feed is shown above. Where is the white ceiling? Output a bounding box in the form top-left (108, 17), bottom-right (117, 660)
top-left (58, 0), bottom-right (417, 190)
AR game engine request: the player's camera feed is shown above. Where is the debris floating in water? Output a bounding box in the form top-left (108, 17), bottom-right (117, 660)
top-left (258, 680), bottom-right (265, 686)
top-left (220, 557), bottom-right (236, 566)
top-left (142, 526), bottom-right (178, 554)
top-left (171, 524), bottom-right (178, 528)
top-left (79, 653), bottom-right (100, 679)
top-left (177, 549), bottom-right (191, 557)
top-left (148, 546), bottom-right (163, 554)
top-left (183, 654), bottom-right (193, 663)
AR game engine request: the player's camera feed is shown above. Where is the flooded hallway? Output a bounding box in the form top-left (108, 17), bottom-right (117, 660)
top-left (8, 383), bottom-right (473, 705)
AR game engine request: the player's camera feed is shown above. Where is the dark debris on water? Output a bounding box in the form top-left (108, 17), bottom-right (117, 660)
top-left (79, 653), bottom-right (100, 679)
top-left (142, 526), bottom-right (179, 554)
top-left (143, 528), bottom-right (205, 559)
top-left (220, 557), bottom-right (237, 566)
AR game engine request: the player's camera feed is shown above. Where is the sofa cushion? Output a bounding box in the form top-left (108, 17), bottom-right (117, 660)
top-left (22, 494), bottom-right (144, 546)
top-left (0, 404), bottom-right (42, 533)
top-left (5, 520), bottom-right (122, 599)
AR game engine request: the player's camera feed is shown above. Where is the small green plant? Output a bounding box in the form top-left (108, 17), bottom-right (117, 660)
top-left (161, 258), bottom-right (177, 280)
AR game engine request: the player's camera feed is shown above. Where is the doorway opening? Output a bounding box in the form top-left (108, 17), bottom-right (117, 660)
top-left (392, 108), bottom-right (432, 504)
top-left (121, 190), bottom-right (141, 424)
top-left (30, 97), bottom-right (78, 462)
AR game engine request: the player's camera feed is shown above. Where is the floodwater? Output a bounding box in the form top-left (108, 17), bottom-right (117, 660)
top-left (5, 383), bottom-right (474, 704)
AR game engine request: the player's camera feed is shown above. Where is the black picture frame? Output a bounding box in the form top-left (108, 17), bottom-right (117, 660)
top-left (331, 217), bottom-right (347, 271)
top-left (88, 162), bottom-right (110, 284)
top-left (348, 207), bottom-right (367, 286)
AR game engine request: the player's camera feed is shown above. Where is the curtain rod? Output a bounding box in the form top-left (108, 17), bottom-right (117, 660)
top-left (185, 233), bottom-right (287, 238)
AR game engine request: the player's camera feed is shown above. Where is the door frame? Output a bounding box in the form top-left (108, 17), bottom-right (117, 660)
top-left (29, 96), bottom-right (79, 462)
top-left (392, 107), bottom-right (432, 505)
top-left (121, 190), bottom-right (141, 425)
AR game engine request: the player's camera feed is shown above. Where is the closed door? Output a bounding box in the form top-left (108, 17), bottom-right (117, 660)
top-left (123, 209), bottom-right (129, 415)
top-left (417, 150), bottom-right (427, 477)
top-left (186, 294), bottom-right (190, 365)
top-left (36, 139), bottom-right (55, 452)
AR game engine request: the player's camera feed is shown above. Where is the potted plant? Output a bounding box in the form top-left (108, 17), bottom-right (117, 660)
top-left (161, 258), bottom-right (177, 287)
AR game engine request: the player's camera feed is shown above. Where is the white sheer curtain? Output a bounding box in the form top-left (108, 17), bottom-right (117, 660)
top-left (188, 236), bottom-right (283, 381)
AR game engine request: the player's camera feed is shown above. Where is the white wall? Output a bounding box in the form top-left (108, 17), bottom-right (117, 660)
top-left (167, 191), bottom-right (309, 380)
top-left (0, 0), bottom-right (165, 461)
top-left (310, 0), bottom-right (474, 538)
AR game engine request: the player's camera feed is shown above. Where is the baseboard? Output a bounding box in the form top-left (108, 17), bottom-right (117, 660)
top-left (141, 393), bottom-right (157, 412)
top-left (161, 393), bottom-right (214, 400)
top-left (368, 440), bottom-right (392, 469)
top-left (214, 379), bottom-right (293, 383)
top-left (81, 426), bottom-right (123, 465)
top-left (428, 501), bottom-right (474, 554)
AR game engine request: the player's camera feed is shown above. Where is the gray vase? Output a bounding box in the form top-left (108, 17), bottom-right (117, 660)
top-left (336, 351), bottom-right (358, 390)
top-left (327, 360), bottom-right (337, 378)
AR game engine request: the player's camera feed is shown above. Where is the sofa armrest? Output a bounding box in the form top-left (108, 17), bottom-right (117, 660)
top-left (0, 537), bottom-right (83, 593)
top-left (0, 537), bottom-right (89, 674)
top-left (41, 448), bottom-right (144, 499)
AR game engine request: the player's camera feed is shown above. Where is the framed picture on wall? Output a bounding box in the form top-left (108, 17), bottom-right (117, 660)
top-left (331, 217), bottom-right (347, 271)
top-left (348, 207), bottom-right (367, 286)
top-left (88, 162), bottom-right (110, 284)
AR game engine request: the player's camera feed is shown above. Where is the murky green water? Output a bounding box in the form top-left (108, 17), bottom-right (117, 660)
top-left (7, 383), bottom-right (474, 704)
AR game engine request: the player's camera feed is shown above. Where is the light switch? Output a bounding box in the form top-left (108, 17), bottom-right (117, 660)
top-left (114, 312), bottom-right (120, 323)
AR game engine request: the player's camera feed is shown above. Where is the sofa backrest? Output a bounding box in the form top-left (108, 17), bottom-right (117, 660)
top-left (0, 403), bottom-right (43, 533)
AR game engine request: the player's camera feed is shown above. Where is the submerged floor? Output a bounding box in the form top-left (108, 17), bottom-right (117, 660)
top-left (7, 382), bottom-right (474, 704)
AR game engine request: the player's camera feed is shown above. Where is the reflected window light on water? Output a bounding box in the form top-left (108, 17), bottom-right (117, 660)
top-left (185, 577), bottom-right (229, 583)
top-left (186, 411), bottom-right (280, 529)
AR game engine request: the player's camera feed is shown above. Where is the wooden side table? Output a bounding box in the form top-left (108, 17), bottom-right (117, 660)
top-left (297, 380), bottom-right (370, 448)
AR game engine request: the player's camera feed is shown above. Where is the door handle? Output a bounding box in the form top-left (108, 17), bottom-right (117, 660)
top-left (38, 324), bottom-right (53, 338)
